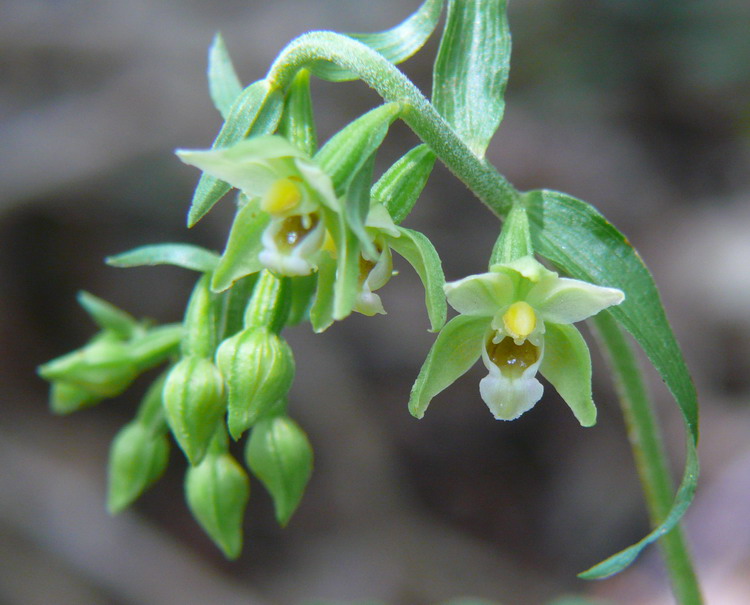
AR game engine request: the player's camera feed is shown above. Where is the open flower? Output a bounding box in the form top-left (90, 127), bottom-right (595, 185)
top-left (410, 255), bottom-right (624, 426)
top-left (178, 135), bottom-right (341, 278)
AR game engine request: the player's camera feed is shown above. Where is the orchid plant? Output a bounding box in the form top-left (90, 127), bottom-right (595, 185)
top-left (38, 1), bottom-right (702, 603)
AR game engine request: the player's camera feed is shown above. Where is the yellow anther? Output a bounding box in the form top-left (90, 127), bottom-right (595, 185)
top-left (261, 178), bottom-right (302, 215)
top-left (502, 301), bottom-right (537, 340)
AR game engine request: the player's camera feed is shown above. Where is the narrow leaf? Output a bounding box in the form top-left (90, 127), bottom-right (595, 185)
top-left (187, 80), bottom-right (284, 226)
top-left (372, 144), bottom-right (436, 224)
top-left (524, 189), bottom-right (699, 578)
top-left (386, 226), bottom-right (446, 332)
top-left (311, 0), bottom-right (444, 82)
top-left (208, 33), bottom-right (243, 119)
top-left (409, 315), bottom-right (488, 418)
top-left (106, 243), bottom-right (219, 273)
top-left (314, 102), bottom-right (402, 196)
top-left (432, 0), bottom-right (510, 157)
top-left (211, 200), bottom-right (270, 292)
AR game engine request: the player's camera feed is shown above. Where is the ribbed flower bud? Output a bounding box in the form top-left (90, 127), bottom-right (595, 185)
top-left (107, 422), bottom-right (169, 514)
top-left (245, 415), bottom-right (313, 526)
top-left (216, 327), bottom-right (295, 439)
top-left (163, 356), bottom-right (225, 465)
top-left (185, 451), bottom-right (250, 559)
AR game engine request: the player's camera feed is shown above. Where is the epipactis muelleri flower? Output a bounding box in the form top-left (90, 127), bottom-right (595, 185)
top-left (410, 255), bottom-right (624, 426)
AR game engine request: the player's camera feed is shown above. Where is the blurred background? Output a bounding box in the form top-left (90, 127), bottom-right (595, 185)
top-left (2, 0), bottom-right (750, 603)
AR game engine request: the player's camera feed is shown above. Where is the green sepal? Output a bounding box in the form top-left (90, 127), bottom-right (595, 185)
top-left (185, 448), bottom-right (250, 559)
top-left (187, 80), bottom-right (284, 227)
top-left (77, 291), bottom-right (138, 339)
top-left (490, 204), bottom-right (533, 266)
top-left (540, 323), bottom-right (596, 427)
top-left (163, 356), bottom-right (226, 465)
top-left (409, 315), bottom-right (488, 418)
top-left (207, 32), bottom-right (243, 119)
top-left (49, 381), bottom-right (103, 415)
top-left (372, 144), bottom-right (436, 225)
top-left (314, 102), bottom-right (402, 197)
top-left (343, 150), bottom-right (377, 258)
top-left (106, 243), bottom-right (220, 273)
top-left (385, 226), bottom-right (446, 332)
top-left (216, 327), bottom-right (295, 440)
top-left (432, 0), bottom-right (510, 157)
top-left (310, 0), bottom-right (444, 82)
top-left (286, 274), bottom-right (317, 326)
top-left (278, 69), bottom-right (317, 156)
top-left (181, 274), bottom-right (218, 359)
top-left (211, 199), bottom-right (270, 292)
top-left (309, 254), bottom-right (336, 333)
top-left (107, 421), bottom-right (169, 514)
top-left (523, 189), bottom-right (699, 578)
top-left (134, 371), bottom-right (169, 433)
top-left (245, 415), bottom-right (313, 526)
top-left (323, 204), bottom-right (362, 322)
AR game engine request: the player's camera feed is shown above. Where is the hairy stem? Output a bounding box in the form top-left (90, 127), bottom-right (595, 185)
top-left (266, 31), bottom-right (520, 217)
top-left (593, 312), bottom-right (702, 604)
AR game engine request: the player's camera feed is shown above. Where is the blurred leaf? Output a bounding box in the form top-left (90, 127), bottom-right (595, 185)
top-left (207, 32), bottom-right (243, 119)
top-left (372, 144), bottom-right (436, 225)
top-left (432, 0), bottom-right (510, 157)
top-left (524, 189), bottom-right (698, 579)
top-left (107, 243), bottom-right (219, 273)
top-left (386, 226), bottom-right (446, 332)
top-left (77, 291), bottom-right (138, 339)
top-left (311, 0), bottom-right (443, 81)
top-left (187, 80), bottom-right (284, 227)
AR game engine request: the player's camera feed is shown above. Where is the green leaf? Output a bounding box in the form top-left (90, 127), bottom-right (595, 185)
top-left (409, 315), bottom-right (488, 418)
top-left (372, 144), bottom-right (436, 225)
top-left (386, 226), bottom-right (446, 332)
top-left (314, 102), bottom-right (402, 196)
top-left (278, 69), bottom-right (317, 156)
top-left (245, 415), bottom-right (313, 526)
top-left (540, 323), bottom-right (596, 427)
top-left (310, 0), bottom-right (444, 82)
top-left (207, 32), bottom-right (243, 119)
top-left (490, 204), bottom-right (532, 265)
top-left (185, 451), bottom-right (250, 559)
top-left (524, 189), bottom-right (699, 578)
top-left (107, 422), bottom-right (169, 514)
top-left (432, 0), bottom-right (510, 157)
top-left (77, 291), bottom-right (138, 339)
top-left (187, 80), bottom-right (284, 227)
top-left (211, 200), bottom-right (270, 292)
top-left (106, 243), bottom-right (220, 273)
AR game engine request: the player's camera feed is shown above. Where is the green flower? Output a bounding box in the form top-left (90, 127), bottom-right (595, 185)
top-left (178, 135), bottom-right (340, 277)
top-left (411, 256), bottom-right (624, 426)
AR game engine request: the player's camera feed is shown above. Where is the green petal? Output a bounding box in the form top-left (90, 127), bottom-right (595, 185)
top-left (386, 226), bottom-right (446, 332)
top-left (178, 135), bottom-right (306, 198)
top-left (207, 33), bottom-right (243, 119)
top-left (409, 315), bottom-right (488, 418)
top-left (444, 271), bottom-right (514, 317)
top-left (529, 276), bottom-right (624, 325)
top-left (211, 199), bottom-right (269, 292)
top-left (539, 323), bottom-right (596, 427)
top-left (309, 254), bottom-right (337, 333)
top-left (311, 0), bottom-right (443, 82)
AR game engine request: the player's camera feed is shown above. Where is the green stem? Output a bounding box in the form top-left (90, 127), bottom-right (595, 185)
top-left (593, 312), bottom-right (702, 604)
top-left (266, 31), bottom-right (519, 218)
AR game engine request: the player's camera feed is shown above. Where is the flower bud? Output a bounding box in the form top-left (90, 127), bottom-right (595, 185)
top-left (107, 422), bottom-right (169, 514)
top-left (163, 356), bottom-right (225, 465)
top-left (49, 381), bottom-right (103, 415)
top-left (38, 333), bottom-right (139, 398)
top-left (216, 327), bottom-right (295, 439)
top-left (185, 451), bottom-right (250, 559)
top-left (245, 415), bottom-right (313, 526)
